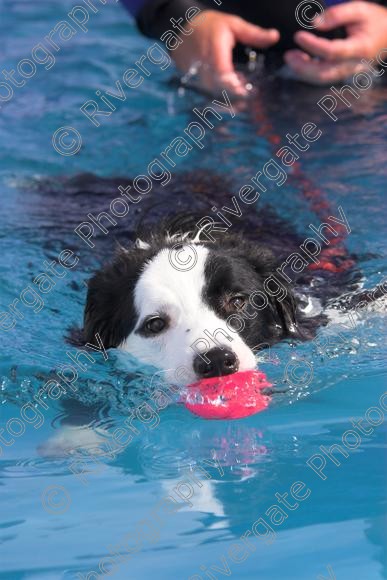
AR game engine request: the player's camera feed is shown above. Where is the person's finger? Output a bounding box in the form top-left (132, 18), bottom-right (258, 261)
top-left (230, 16), bottom-right (280, 49)
top-left (284, 49), bottom-right (364, 84)
top-left (200, 66), bottom-right (249, 97)
top-left (284, 50), bottom-right (324, 83)
top-left (316, 1), bottom-right (367, 30)
top-left (202, 20), bottom-right (256, 96)
top-left (284, 50), bottom-right (334, 84)
top-left (207, 24), bottom-right (237, 74)
top-left (294, 30), bottom-right (367, 60)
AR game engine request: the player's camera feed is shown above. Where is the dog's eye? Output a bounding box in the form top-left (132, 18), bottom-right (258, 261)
top-left (145, 317), bottom-right (166, 334)
top-left (229, 295), bottom-right (247, 310)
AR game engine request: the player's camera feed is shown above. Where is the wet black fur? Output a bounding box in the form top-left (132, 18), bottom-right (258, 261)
top-left (42, 171), bottom-right (360, 351)
top-left (83, 223), bottom-right (318, 353)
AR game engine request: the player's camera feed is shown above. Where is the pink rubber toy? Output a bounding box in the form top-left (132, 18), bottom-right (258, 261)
top-left (183, 370), bottom-right (272, 420)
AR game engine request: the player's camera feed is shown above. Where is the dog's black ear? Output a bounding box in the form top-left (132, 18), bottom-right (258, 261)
top-left (240, 242), bottom-right (303, 340)
top-left (271, 288), bottom-right (300, 337)
top-left (266, 279), bottom-right (325, 342)
top-left (83, 248), bottom-right (150, 348)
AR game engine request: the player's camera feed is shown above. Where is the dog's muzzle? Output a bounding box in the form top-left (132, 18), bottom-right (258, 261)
top-left (193, 347), bottom-right (239, 379)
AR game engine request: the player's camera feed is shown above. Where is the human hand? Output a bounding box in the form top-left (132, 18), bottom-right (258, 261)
top-left (172, 10), bottom-right (280, 96)
top-left (285, 1), bottom-right (387, 84)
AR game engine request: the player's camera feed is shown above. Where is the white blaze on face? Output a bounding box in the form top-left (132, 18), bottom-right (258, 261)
top-left (120, 244), bottom-right (257, 384)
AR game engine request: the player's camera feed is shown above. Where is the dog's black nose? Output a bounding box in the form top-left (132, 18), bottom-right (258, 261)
top-left (193, 348), bottom-right (239, 379)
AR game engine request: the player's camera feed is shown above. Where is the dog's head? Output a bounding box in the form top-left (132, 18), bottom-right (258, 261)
top-left (83, 232), bottom-right (300, 385)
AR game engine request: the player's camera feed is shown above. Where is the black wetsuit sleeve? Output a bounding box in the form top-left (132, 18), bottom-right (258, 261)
top-left (121, 0), bottom-right (387, 54)
top-left (120, 0), bottom-right (207, 38)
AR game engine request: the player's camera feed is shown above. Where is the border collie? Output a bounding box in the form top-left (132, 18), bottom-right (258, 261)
top-left (50, 171), bottom-right (366, 388)
top-left (83, 223), bottom-right (322, 386)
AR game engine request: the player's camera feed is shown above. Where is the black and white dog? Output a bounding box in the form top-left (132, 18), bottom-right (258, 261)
top-left (80, 202), bottom-right (361, 387)
top-left (83, 227), bottom-right (302, 386)
top-left (31, 170), bottom-right (385, 459)
top-left (51, 170), bottom-right (367, 387)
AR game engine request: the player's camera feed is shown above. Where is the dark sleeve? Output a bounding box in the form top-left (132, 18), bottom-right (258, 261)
top-left (121, 0), bottom-right (387, 44)
top-left (121, 0), bottom-right (207, 38)
top-left (120, 0), bottom-right (149, 17)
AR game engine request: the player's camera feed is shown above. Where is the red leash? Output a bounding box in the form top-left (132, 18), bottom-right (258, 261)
top-left (291, 164), bottom-right (355, 273)
top-left (252, 96), bottom-right (355, 274)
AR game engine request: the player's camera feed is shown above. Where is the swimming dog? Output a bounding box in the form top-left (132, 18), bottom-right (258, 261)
top-left (29, 169), bottom-right (360, 387)
top-left (81, 193), bottom-right (354, 386)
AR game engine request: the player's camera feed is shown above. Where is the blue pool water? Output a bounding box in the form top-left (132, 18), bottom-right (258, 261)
top-left (1, 1), bottom-right (387, 579)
